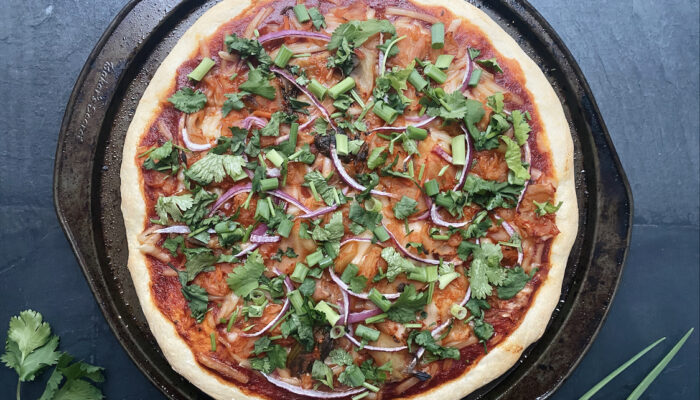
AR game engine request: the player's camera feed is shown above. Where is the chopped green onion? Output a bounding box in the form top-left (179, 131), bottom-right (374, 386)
top-left (438, 271), bottom-right (460, 289)
top-left (260, 178), bottom-right (279, 191)
top-left (306, 249), bottom-right (324, 267)
top-left (250, 289), bottom-right (267, 306)
top-left (267, 196), bottom-right (275, 217)
top-left (210, 332), bottom-right (217, 351)
top-left (253, 29), bottom-right (260, 38)
top-left (367, 146), bottom-right (387, 169)
top-left (373, 226), bottom-right (390, 242)
top-left (408, 69), bottom-right (428, 91)
top-left (266, 149), bottom-right (285, 167)
top-left (350, 89), bottom-right (365, 108)
top-left (254, 198), bottom-right (270, 220)
top-left (435, 54), bottom-right (454, 69)
top-left (424, 179), bottom-right (440, 196)
top-left (273, 44), bottom-right (294, 68)
top-left (330, 325), bottom-right (346, 339)
top-left (315, 301), bottom-right (341, 326)
top-left (226, 308), bottom-right (239, 332)
top-left (372, 101), bottom-right (398, 124)
top-left (437, 164), bottom-right (449, 177)
top-left (328, 77), bottom-right (356, 99)
top-left (427, 281), bottom-right (435, 303)
top-left (406, 126), bottom-right (428, 140)
top-left (431, 23), bottom-right (445, 49)
top-left (364, 198), bottom-right (382, 213)
top-left (355, 324), bottom-right (380, 342)
top-left (269, 335), bottom-right (283, 340)
top-left (288, 290), bottom-right (305, 313)
top-left (362, 382), bottom-right (380, 393)
top-left (188, 57), bottom-right (215, 81)
top-left (468, 68), bottom-right (482, 87)
top-left (404, 323), bottom-right (422, 329)
top-left (335, 134), bottom-right (349, 156)
top-left (409, 266), bottom-right (438, 282)
top-left (450, 304), bottom-right (468, 320)
top-left (277, 218), bottom-right (293, 238)
top-left (365, 313), bottom-right (388, 324)
top-left (330, 112), bottom-right (343, 118)
top-left (309, 181), bottom-right (321, 202)
top-left (293, 4), bottom-right (310, 22)
top-left (318, 256), bottom-right (334, 269)
top-left (627, 328), bottom-right (695, 400)
top-left (292, 53), bottom-right (311, 59)
top-left (418, 163), bottom-right (426, 181)
top-left (368, 288), bottom-right (392, 311)
top-left (425, 64), bottom-right (447, 84)
top-left (408, 160), bottom-right (415, 178)
top-left (451, 134), bottom-right (466, 165)
top-left (352, 392), bottom-right (369, 400)
top-left (308, 79), bottom-right (327, 100)
top-left (291, 263), bottom-right (310, 283)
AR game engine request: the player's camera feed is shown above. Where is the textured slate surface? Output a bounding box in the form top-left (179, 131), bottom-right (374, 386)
top-left (0, 0), bottom-right (697, 399)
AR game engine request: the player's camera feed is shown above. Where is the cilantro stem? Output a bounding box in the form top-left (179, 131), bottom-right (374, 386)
top-left (380, 35), bottom-right (406, 76)
top-left (16, 379), bottom-right (20, 400)
top-left (578, 336), bottom-right (666, 400)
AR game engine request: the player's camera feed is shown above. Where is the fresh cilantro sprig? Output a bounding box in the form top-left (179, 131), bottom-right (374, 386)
top-left (1, 310), bottom-right (105, 400)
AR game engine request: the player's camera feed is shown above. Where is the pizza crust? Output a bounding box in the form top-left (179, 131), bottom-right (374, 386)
top-left (120, 0), bottom-right (577, 399)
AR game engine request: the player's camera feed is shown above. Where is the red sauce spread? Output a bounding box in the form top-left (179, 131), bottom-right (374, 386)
top-left (134, 0), bottom-right (561, 398)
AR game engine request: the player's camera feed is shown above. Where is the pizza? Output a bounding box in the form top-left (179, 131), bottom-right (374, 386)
top-left (120, 0), bottom-right (577, 399)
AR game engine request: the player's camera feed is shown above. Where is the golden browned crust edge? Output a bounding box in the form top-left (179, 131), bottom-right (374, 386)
top-left (119, 0), bottom-right (577, 399)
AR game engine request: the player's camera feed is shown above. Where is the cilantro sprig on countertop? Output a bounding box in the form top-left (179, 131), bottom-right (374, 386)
top-left (1, 310), bottom-right (104, 400)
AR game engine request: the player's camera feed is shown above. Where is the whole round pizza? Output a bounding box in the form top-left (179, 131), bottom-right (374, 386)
top-left (120, 0), bottom-right (577, 398)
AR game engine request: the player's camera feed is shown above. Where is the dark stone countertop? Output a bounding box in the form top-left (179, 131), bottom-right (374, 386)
top-left (0, 0), bottom-right (697, 399)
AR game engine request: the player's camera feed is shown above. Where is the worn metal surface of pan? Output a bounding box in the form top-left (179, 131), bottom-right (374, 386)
top-left (53, 0), bottom-right (633, 398)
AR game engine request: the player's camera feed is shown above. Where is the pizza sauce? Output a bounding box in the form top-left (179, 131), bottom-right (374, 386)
top-left (133, 0), bottom-right (562, 398)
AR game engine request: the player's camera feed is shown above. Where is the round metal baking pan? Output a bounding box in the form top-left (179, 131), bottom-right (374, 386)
top-left (53, 0), bottom-right (633, 398)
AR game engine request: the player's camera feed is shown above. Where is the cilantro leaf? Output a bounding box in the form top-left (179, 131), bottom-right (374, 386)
top-left (393, 196), bottom-right (417, 220)
top-left (328, 20), bottom-right (395, 50)
top-left (486, 92), bottom-right (504, 114)
top-left (463, 174), bottom-right (523, 210)
top-left (304, 170), bottom-right (344, 206)
top-left (497, 267), bottom-right (536, 299)
top-left (222, 93), bottom-right (246, 116)
top-left (475, 58), bottom-right (503, 73)
top-left (312, 360), bottom-right (334, 388)
top-left (472, 319), bottom-right (494, 343)
top-left (153, 194), bottom-right (193, 225)
top-left (181, 189), bottom-right (218, 229)
top-left (466, 242), bottom-right (506, 299)
top-left (239, 68), bottom-right (276, 100)
top-left (182, 247), bottom-right (216, 282)
top-left (348, 201), bottom-right (382, 234)
top-left (338, 364), bottom-right (365, 387)
top-left (39, 353), bottom-right (104, 400)
top-left (312, 211), bottom-right (345, 242)
top-left (224, 33), bottom-right (272, 70)
top-left (462, 210), bottom-right (492, 239)
top-left (329, 348), bottom-right (353, 366)
top-left (226, 250), bottom-right (266, 297)
top-left (186, 153), bottom-right (247, 185)
top-left (465, 298), bottom-right (490, 320)
top-left (168, 87), bottom-right (206, 113)
top-left (250, 338), bottom-right (287, 374)
top-left (380, 247), bottom-right (417, 282)
top-left (141, 141), bottom-right (180, 174)
top-left (261, 111), bottom-right (297, 136)
top-left (501, 136), bottom-right (531, 185)
top-left (534, 200), bottom-right (563, 217)
top-left (359, 359), bottom-right (392, 384)
top-left (407, 330), bottom-right (459, 360)
top-left (308, 7), bottom-right (326, 31)
top-left (162, 236), bottom-right (184, 257)
top-left (1, 310), bottom-right (60, 382)
top-left (172, 267), bottom-right (209, 323)
top-left (387, 285), bottom-right (426, 323)
top-left (509, 110), bottom-right (531, 146)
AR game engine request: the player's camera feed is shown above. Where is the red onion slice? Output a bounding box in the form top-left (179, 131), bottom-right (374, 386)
top-left (329, 268), bottom-right (400, 300)
top-left (235, 116), bottom-right (268, 130)
top-left (210, 183), bottom-right (252, 215)
top-left (344, 332), bottom-right (407, 352)
top-left (154, 225), bottom-right (191, 234)
top-left (382, 223), bottom-right (440, 265)
top-left (299, 115), bottom-right (318, 130)
top-left (180, 115), bottom-right (212, 151)
top-left (430, 204), bottom-right (469, 228)
top-left (346, 309), bottom-right (383, 324)
top-left (499, 220), bottom-right (524, 265)
top-left (459, 53), bottom-right (473, 92)
top-left (233, 243), bottom-right (260, 258)
top-left (370, 116), bottom-right (436, 133)
top-left (339, 237), bottom-right (373, 247)
top-left (515, 141), bottom-right (531, 211)
top-left (454, 126), bottom-right (473, 192)
top-left (242, 298), bottom-right (290, 337)
top-left (258, 30), bottom-right (331, 44)
top-left (271, 67), bottom-right (336, 130)
top-left (431, 145), bottom-right (453, 164)
top-left (330, 143), bottom-right (396, 198)
top-left (297, 204), bottom-right (339, 219)
top-left (267, 168), bottom-right (281, 178)
top-left (340, 288), bottom-right (350, 326)
top-left (262, 373), bottom-right (365, 398)
top-left (274, 134), bottom-right (290, 145)
top-left (270, 190), bottom-right (312, 214)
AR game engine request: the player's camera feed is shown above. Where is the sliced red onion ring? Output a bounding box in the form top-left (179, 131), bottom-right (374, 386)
top-left (270, 190), bottom-right (312, 214)
top-left (329, 268), bottom-right (400, 300)
top-left (344, 332), bottom-right (407, 352)
top-left (382, 222), bottom-right (440, 265)
top-left (297, 204), bottom-right (338, 219)
top-left (262, 373), bottom-right (365, 398)
top-left (339, 237), bottom-right (373, 247)
top-left (370, 116), bottom-right (436, 133)
top-left (346, 308), bottom-right (382, 324)
top-left (154, 225), bottom-right (191, 234)
top-left (274, 134), bottom-right (290, 145)
top-left (454, 126), bottom-right (473, 192)
top-left (233, 243), bottom-right (260, 258)
top-left (235, 116), bottom-right (268, 130)
top-left (271, 67), bottom-right (336, 130)
top-left (431, 145), bottom-right (453, 164)
top-left (412, 210), bottom-right (429, 221)
top-left (515, 141), bottom-right (531, 211)
top-left (500, 220), bottom-right (524, 265)
top-left (340, 288), bottom-right (350, 326)
top-left (430, 204), bottom-right (468, 228)
top-left (209, 183), bottom-right (252, 215)
top-left (242, 298), bottom-right (289, 337)
top-left (330, 143), bottom-right (396, 198)
top-left (459, 53), bottom-right (473, 92)
top-left (258, 30), bottom-right (331, 44)
top-left (180, 115), bottom-right (212, 151)
top-left (299, 115), bottom-right (318, 130)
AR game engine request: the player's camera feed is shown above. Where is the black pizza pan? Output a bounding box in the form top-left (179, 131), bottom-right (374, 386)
top-left (53, 0), bottom-right (633, 399)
